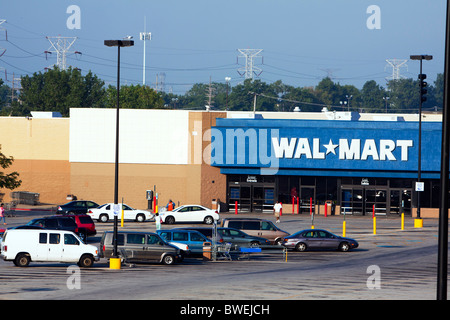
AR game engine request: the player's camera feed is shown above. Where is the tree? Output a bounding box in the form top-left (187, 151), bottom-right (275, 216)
top-left (360, 80), bottom-right (386, 113)
top-left (19, 67), bottom-right (106, 117)
top-left (0, 145), bottom-right (21, 190)
top-left (105, 84), bottom-right (164, 109)
top-left (387, 79), bottom-right (419, 112)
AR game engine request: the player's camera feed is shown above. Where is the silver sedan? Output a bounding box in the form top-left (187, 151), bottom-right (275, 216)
top-left (282, 229), bottom-right (359, 252)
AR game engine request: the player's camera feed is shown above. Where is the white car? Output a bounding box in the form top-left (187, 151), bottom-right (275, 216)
top-left (88, 203), bottom-right (154, 223)
top-left (159, 204), bottom-right (219, 225)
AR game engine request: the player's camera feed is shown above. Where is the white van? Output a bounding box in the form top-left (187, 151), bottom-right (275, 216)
top-left (1, 229), bottom-right (99, 267)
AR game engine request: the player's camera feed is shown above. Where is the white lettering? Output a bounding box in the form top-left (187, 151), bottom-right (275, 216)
top-left (180, 304), bottom-right (214, 317)
top-left (313, 138), bottom-right (325, 159)
top-left (272, 137), bottom-right (296, 158)
top-left (361, 139), bottom-right (379, 160)
top-left (294, 138), bottom-right (312, 159)
top-left (339, 139), bottom-right (360, 160)
top-left (379, 139), bottom-right (396, 161)
top-left (225, 305), bottom-right (270, 316)
top-left (396, 140), bottom-right (413, 161)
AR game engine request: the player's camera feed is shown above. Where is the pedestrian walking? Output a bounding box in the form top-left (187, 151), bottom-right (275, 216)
top-left (0, 203), bottom-right (6, 225)
top-left (155, 212), bottom-right (161, 230)
top-left (273, 201), bottom-right (282, 223)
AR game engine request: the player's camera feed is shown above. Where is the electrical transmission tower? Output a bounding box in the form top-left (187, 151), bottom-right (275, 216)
top-left (0, 19), bottom-right (7, 58)
top-left (237, 49), bottom-right (263, 80)
top-left (385, 59), bottom-right (408, 81)
top-left (45, 36), bottom-right (79, 70)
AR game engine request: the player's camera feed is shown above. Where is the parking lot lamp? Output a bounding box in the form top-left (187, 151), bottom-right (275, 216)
top-left (409, 54), bottom-right (432, 221)
top-left (104, 39), bottom-right (134, 260)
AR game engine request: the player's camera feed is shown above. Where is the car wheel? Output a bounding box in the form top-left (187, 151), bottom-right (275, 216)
top-left (14, 253), bottom-right (31, 267)
top-left (99, 214), bottom-right (109, 223)
top-left (162, 254), bottom-right (175, 265)
top-left (78, 254), bottom-right (94, 268)
top-left (204, 216), bottom-right (214, 225)
top-left (295, 242), bottom-right (307, 252)
top-left (250, 241), bottom-right (259, 247)
top-left (339, 242), bottom-right (350, 252)
top-left (166, 216), bottom-right (175, 224)
top-left (136, 214), bottom-right (145, 222)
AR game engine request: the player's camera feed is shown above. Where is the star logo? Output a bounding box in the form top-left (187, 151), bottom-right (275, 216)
top-left (323, 139), bottom-right (338, 155)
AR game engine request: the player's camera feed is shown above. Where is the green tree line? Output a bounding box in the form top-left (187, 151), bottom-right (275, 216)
top-left (0, 67), bottom-right (444, 117)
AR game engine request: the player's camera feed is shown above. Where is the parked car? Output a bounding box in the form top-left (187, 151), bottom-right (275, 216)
top-left (173, 226), bottom-right (224, 243)
top-left (157, 229), bottom-right (212, 255)
top-left (159, 204), bottom-right (219, 225)
top-left (282, 229), bottom-right (359, 252)
top-left (1, 229), bottom-right (98, 267)
top-left (178, 226), bottom-right (270, 248)
top-left (88, 203), bottom-right (154, 223)
top-left (100, 231), bottom-right (181, 265)
top-left (27, 216), bottom-right (79, 234)
top-left (57, 200), bottom-right (99, 215)
top-left (221, 218), bottom-right (289, 245)
top-left (62, 214), bottom-right (97, 240)
top-left (217, 227), bottom-right (270, 247)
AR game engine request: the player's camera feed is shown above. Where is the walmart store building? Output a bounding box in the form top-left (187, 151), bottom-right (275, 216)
top-left (0, 108), bottom-right (445, 218)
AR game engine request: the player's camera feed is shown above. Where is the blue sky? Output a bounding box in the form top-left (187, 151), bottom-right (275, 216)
top-left (1, 0), bottom-right (447, 94)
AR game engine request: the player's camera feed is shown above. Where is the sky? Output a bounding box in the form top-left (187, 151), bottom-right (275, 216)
top-left (1, 0), bottom-right (447, 94)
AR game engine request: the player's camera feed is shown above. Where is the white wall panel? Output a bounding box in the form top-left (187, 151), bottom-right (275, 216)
top-left (70, 108), bottom-right (189, 164)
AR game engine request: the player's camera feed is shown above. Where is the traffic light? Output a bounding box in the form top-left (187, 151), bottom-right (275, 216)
top-left (418, 73), bottom-right (427, 103)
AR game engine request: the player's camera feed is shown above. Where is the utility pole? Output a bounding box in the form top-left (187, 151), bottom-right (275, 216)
top-left (140, 17), bottom-right (151, 85)
top-left (237, 49), bottom-right (263, 80)
top-left (46, 36), bottom-right (79, 70)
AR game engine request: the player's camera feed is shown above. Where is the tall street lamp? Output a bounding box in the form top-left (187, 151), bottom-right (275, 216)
top-left (104, 39), bottom-right (134, 267)
top-left (409, 54), bottom-right (432, 222)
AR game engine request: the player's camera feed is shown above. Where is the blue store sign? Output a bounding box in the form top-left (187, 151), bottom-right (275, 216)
top-left (211, 118), bottom-right (442, 179)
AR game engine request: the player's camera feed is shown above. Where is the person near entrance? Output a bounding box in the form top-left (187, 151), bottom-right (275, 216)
top-left (273, 201), bottom-right (282, 223)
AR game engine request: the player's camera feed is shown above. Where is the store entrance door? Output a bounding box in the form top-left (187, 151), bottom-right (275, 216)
top-left (299, 186), bottom-right (315, 214)
top-left (341, 186), bottom-right (388, 216)
top-left (228, 183), bottom-right (275, 213)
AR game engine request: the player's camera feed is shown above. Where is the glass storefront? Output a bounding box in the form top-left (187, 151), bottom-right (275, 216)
top-left (227, 174), bottom-right (439, 216)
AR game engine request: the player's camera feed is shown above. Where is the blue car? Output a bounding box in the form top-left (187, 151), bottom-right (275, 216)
top-left (157, 229), bottom-right (211, 255)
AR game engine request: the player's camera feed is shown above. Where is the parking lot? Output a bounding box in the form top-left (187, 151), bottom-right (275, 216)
top-left (0, 206), bottom-right (446, 302)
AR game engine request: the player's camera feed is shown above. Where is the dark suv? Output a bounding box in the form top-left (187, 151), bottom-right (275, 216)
top-left (26, 216), bottom-right (78, 235)
top-left (56, 200), bottom-right (99, 215)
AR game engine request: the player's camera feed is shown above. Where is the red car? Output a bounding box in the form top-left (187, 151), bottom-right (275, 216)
top-left (62, 214), bottom-right (97, 240)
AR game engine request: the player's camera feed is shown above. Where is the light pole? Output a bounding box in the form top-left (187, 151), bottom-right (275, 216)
top-left (104, 39), bottom-right (134, 266)
top-left (410, 55), bottom-right (432, 221)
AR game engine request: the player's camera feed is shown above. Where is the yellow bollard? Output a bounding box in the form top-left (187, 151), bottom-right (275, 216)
top-left (414, 218), bottom-right (423, 228)
top-left (401, 213), bottom-right (404, 231)
top-left (342, 220), bottom-right (346, 237)
top-left (373, 217), bottom-right (377, 235)
top-left (121, 208), bottom-right (124, 227)
top-left (109, 258), bottom-right (121, 270)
